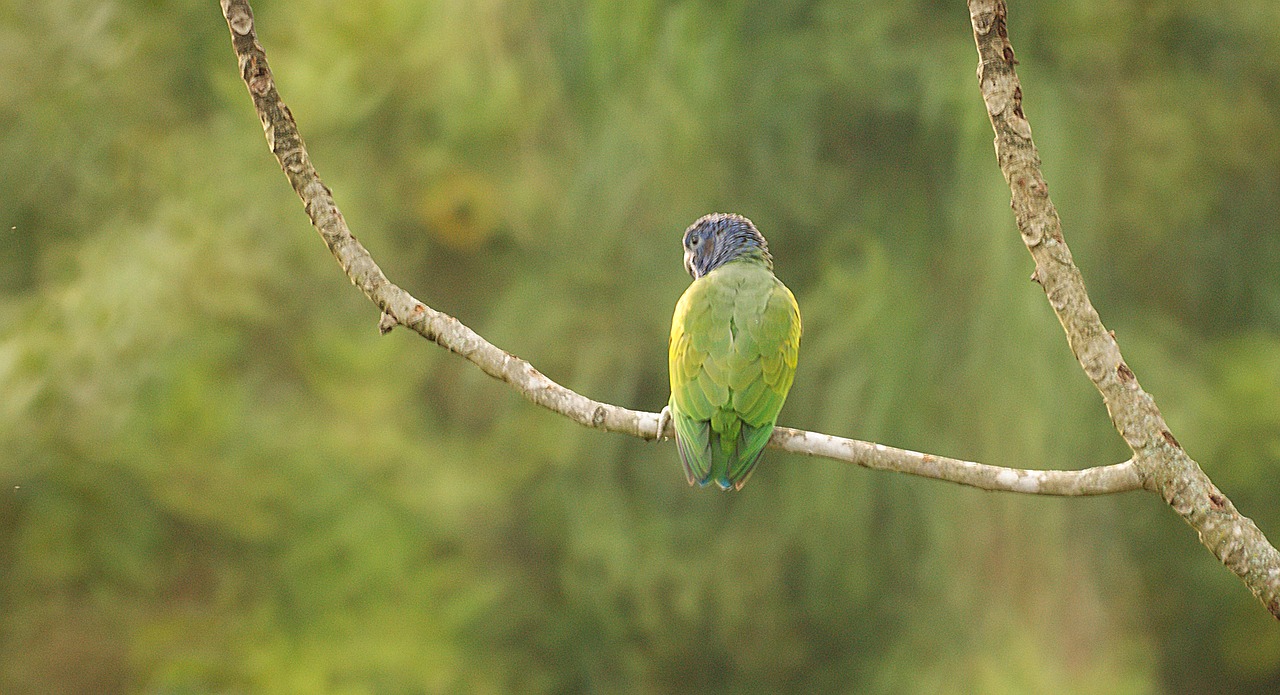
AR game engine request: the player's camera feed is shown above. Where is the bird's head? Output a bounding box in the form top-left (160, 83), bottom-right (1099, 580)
top-left (682, 213), bottom-right (772, 279)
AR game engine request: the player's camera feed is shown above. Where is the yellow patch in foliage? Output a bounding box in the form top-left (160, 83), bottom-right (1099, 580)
top-left (416, 173), bottom-right (500, 250)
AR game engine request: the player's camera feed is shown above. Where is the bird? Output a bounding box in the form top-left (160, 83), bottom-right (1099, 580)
top-left (662, 213), bottom-right (801, 490)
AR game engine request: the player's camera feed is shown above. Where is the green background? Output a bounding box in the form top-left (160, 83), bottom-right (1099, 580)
top-left (3, 1), bottom-right (1280, 692)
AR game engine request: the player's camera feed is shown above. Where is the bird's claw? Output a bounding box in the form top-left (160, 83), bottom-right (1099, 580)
top-left (655, 406), bottom-right (672, 441)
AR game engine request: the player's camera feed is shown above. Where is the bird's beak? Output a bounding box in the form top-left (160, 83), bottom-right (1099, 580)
top-left (684, 251), bottom-right (695, 278)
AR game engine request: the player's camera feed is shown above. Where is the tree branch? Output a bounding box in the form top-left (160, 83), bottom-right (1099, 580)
top-left (968, 0), bottom-right (1280, 618)
top-left (219, 0), bottom-right (1137, 513)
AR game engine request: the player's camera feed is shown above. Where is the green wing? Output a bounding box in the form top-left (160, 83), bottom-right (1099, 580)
top-left (668, 260), bottom-right (801, 490)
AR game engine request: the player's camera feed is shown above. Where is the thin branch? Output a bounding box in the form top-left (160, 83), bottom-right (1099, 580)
top-left (968, 0), bottom-right (1280, 618)
top-left (774, 430), bottom-right (1140, 495)
top-left (219, 0), bottom-right (1139, 506)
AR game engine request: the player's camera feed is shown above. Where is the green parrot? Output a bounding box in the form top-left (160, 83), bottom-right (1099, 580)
top-left (665, 213), bottom-right (801, 490)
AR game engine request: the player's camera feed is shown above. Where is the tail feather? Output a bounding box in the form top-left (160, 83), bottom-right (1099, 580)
top-left (719, 421), bottom-right (773, 490)
top-left (673, 412), bottom-right (712, 486)
top-left (674, 409), bottom-right (775, 491)
top-left (709, 429), bottom-right (736, 490)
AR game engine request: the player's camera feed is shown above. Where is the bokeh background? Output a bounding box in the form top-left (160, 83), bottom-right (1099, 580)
top-left (4, 0), bottom-right (1280, 692)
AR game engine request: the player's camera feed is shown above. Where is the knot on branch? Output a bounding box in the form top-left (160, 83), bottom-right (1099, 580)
top-left (221, 0), bottom-right (253, 35)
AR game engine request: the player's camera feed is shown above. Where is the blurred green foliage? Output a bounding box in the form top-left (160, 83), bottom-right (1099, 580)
top-left (3, 0), bottom-right (1280, 692)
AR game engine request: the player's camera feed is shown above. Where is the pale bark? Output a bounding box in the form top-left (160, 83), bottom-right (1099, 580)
top-left (968, 0), bottom-right (1280, 618)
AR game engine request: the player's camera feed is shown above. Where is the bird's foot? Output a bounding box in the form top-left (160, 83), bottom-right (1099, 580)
top-left (655, 406), bottom-right (672, 441)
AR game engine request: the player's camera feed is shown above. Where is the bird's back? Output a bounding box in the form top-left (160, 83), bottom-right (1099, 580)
top-left (669, 259), bottom-right (801, 489)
